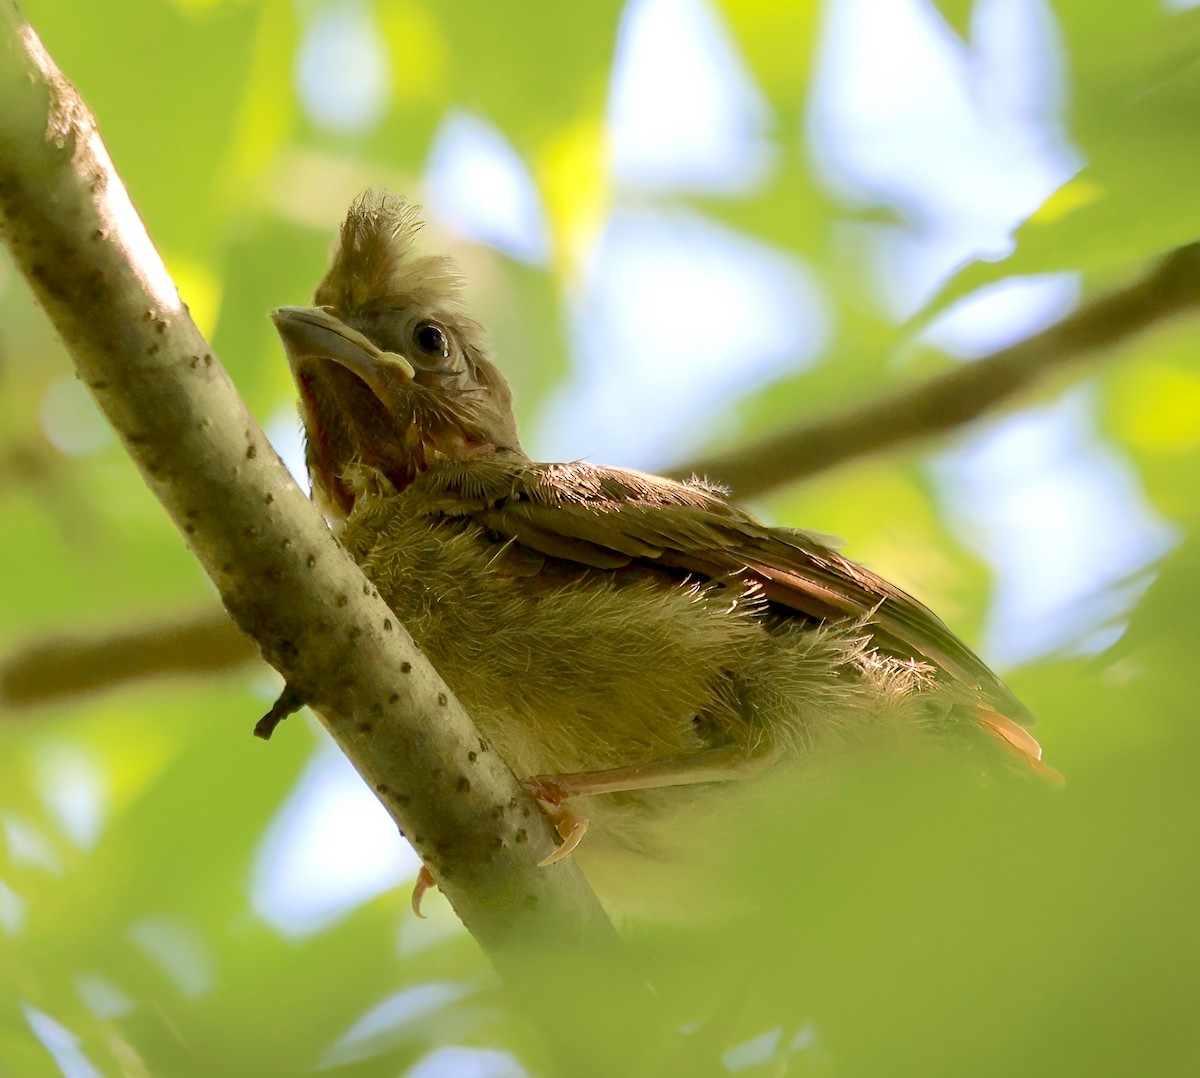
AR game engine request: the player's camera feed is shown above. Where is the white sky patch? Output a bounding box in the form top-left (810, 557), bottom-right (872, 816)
top-left (296, 0), bottom-right (390, 133)
top-left (609, 0), bottom-right (773, 192)
top-left (932, 388), bottom-right (1177, 667)
top-left (810, 0), bottom-right (1078, 313)
top-left (804, 0), bottom-right (1171, 670)
top-left (264, 403), bottom-right (310, 494)
top-left (126, 915), bottom-right (213, 998)
top-left (406, 1046), bottom-right (531, 1078)
top-left (321, 982), bottom-right (473, 1067)
top-left (424, 113), bottom-right (549, 264)
top-left (38, 376), bottom-right (113, 458)
top-left (252, 740), bottom-right (419, 936)
top-left (920, 272), bottom-right (1080, 358)
top-left (22, 1005), bottom-right (103, 1078)
top-left (37, 744), bottom-right (106, 851)
top-left (723, 1027), bottom-right (783, 1071)
top-left (533, 210), bottom-right (827, 468)
top-left (720, 1023), bottom-right (823, 1071)
top-left (2, 814), bottom-right (61, 874)
top-left (0, 879), bottom-right (26, 936)
top-left (74, 972), bottom-right (136, 1021)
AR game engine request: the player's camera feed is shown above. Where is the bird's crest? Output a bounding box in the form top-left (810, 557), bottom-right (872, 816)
top-left (314, 189), bottom-right (465, 315)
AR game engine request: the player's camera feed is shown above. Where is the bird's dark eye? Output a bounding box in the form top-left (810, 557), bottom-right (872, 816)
top-left (414, 322), bottom-right (449, 359)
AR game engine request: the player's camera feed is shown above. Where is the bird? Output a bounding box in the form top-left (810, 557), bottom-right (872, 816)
top-left (270, 189), bottom-right (1056, 915)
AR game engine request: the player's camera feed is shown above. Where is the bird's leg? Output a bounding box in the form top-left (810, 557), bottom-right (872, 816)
top-left (525, 741), bottom-right (782, 866)
top-left (526, 742), bottom-right (782, 801)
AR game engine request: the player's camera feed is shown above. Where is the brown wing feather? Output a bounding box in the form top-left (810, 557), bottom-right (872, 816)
top-left (423, 457), bottom-right (1032, 724)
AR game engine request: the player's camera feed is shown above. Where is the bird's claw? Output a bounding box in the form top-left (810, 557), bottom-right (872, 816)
top-left (410, 865), bottom-right (436, 919)
top-left (537, 811), bottom-right (589, 867)
top-left (409, 777), bottom-right (587, 917)
top-left (523, 775), bottom-right (589, 866)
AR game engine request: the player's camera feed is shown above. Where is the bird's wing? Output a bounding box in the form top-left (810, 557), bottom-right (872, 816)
top-left (420, 458), bottom-right (1032, 726)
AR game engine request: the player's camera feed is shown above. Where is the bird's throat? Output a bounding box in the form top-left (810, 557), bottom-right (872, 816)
top-left (297, 360), bottom-right (476, 518)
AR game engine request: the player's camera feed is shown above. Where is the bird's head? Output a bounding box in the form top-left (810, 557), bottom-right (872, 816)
top-left (272, 189), bottom-right (523, 521)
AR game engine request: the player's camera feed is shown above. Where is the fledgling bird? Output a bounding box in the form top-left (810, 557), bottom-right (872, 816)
top-left (271, 190), bottom-right (1055, 913)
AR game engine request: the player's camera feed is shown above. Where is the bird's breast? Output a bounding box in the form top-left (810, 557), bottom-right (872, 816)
top-left (341, 491), bottom-right (770, 781)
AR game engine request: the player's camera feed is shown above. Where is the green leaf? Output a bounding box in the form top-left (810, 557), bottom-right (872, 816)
top-left (929, 0), bottom-right (975, 41)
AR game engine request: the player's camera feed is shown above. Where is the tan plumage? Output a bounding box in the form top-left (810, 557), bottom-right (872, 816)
top-left (273, 189), bottom-right (1054, 912)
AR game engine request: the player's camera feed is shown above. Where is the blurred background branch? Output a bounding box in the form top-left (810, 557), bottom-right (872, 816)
top-left (677, 241), bottom-right (1200, 496)
top-left (0, 608), bottom-right (257, 710)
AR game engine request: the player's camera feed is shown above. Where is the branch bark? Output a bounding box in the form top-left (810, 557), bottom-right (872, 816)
top-left (673, 243), bottom-right (1200, 497)
top-left (0, 10), bottom-right (663, 1068)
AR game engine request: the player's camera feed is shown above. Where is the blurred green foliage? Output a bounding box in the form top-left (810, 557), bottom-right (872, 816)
top-left (2, 0), bottom-right (1198, 1075)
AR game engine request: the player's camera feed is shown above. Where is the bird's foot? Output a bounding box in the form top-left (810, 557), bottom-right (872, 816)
top-left (523, 776), bottom-right (590, 867)
top-left (410, 865), bottom-right (436, 919)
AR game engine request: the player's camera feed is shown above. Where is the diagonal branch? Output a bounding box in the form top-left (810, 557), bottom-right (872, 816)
top-left (0, 8), bottom-right (668, 1067)
top-left (674, 244), bottom-right (1200, 497)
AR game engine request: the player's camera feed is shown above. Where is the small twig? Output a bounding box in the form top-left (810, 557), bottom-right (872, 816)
top-left (674, 244), bottom-right (1200, 497)
top-left (254, 681), bottom-right (306, 740)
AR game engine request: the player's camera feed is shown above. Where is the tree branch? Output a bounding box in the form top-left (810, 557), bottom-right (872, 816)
top-left (0, 10), bottom-right (663, 1067)
top-left (674, 244), bottom-right (1200, 497)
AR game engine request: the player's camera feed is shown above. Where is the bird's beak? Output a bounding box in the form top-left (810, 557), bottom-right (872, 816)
top-left (270, 306), bottom-right (415, 403)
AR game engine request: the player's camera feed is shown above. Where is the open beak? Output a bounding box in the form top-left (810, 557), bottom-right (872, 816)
top-left (270, 306), bottom-right (415, 405)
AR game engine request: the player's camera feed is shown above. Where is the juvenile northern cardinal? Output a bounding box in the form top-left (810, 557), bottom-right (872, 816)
top-left (271, 190), bottom-right (1055, 911)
